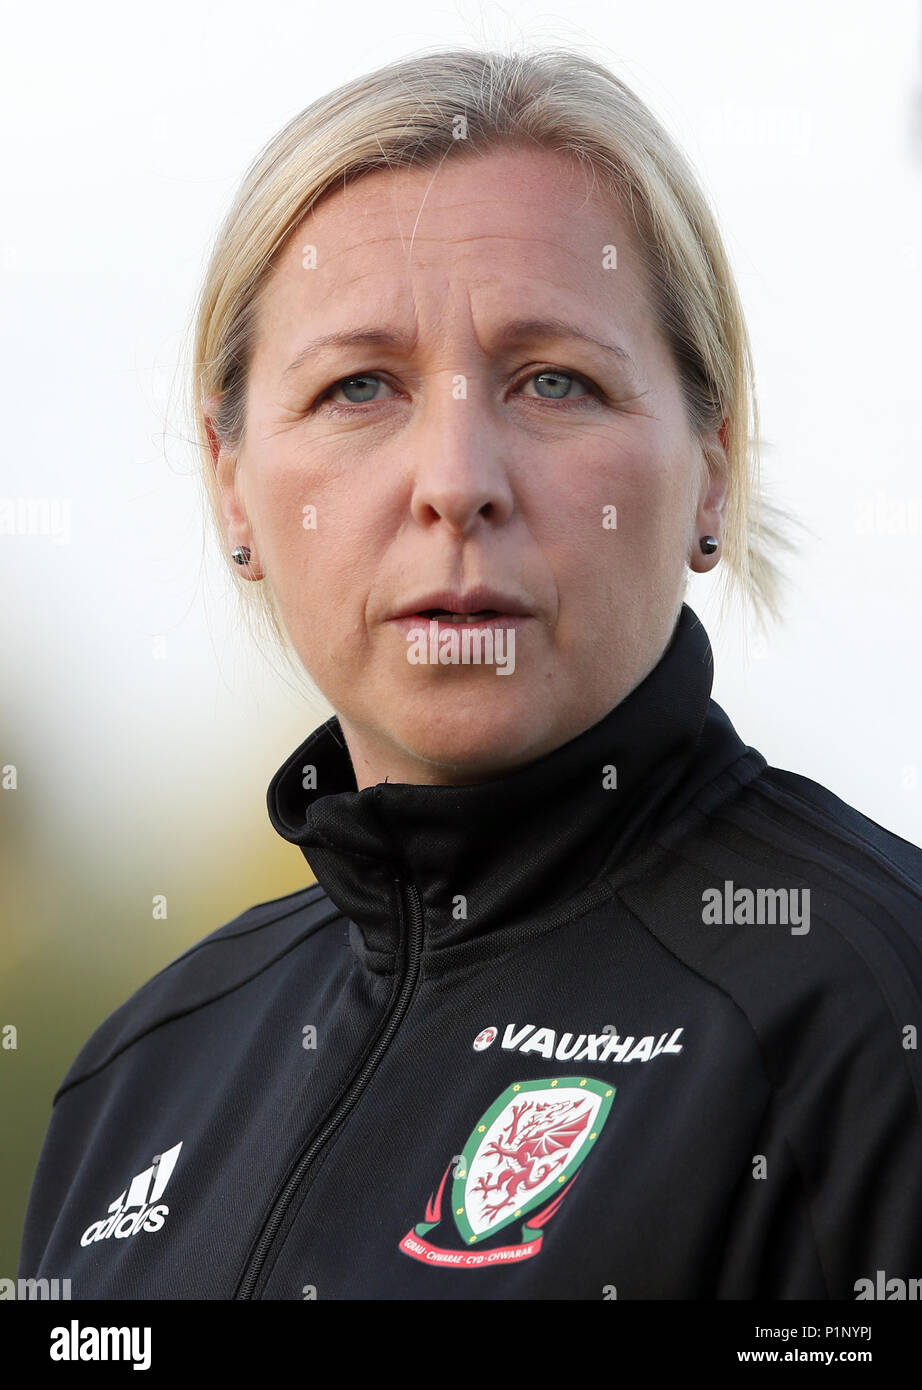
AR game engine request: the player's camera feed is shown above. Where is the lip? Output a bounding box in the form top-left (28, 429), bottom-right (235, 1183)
top-left (388, 612), bottom-right (532, 640)
top-left (389, 587), bottom-right (532, 621)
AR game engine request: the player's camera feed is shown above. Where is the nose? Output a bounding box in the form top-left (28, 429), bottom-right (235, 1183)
top-left (408, 387), bottom-right (515, 535)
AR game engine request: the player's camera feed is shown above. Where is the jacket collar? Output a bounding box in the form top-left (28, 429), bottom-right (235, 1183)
top-left (266, 603), bottom-right (759, 968)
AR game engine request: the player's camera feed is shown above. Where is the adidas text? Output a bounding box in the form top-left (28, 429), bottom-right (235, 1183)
top-left (80, 1141), bottom-right (182, 1248)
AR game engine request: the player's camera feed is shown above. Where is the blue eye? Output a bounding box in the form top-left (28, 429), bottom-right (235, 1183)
top-left (324, 374), bottom-right (397, 407)
top-left (525, 370), bottom-right (593, 401)
top-left (316, 367), bottom-right (600, 415)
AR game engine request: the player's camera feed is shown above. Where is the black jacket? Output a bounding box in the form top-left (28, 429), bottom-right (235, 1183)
top-left (18, 604), bottom-right (922, 1299)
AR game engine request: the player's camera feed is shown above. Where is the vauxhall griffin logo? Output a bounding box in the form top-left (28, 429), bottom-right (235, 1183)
top-left (80, 1142), bottom-right (183, 1247)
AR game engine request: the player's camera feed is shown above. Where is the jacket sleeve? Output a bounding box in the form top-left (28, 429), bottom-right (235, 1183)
top-left (18, 1054), bottom-right (110, 1278)
top-left (713, 901), bottom-right (922, 1298)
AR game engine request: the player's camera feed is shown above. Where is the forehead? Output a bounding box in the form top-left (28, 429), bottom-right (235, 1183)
top-left (254, 143), bottom-right (654, 364)
top-left (308, 142), bottom-right (621, 230)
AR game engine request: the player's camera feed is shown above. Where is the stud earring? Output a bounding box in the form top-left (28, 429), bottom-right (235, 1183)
top-left (231, 546), bottom-right (251, 565)
top-left (699, 535), bottom-right (718, 554)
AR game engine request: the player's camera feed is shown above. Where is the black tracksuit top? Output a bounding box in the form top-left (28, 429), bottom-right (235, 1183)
top-left (19, 604), bottom-right (922, 1299)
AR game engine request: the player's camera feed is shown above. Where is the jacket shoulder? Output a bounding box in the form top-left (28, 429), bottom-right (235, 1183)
top-left (648, 749), bottom-right (922, 913)
top-left (754, 763), bottom-right (921, 861)
top-left (626, 763), bottom-right (922, 1295)
top-left (53, 882), bottom-right (337, 1103)
top-left (716, 762), bottom-right (922, 913)
top-left (619, 758), bottom-right (922, 1007)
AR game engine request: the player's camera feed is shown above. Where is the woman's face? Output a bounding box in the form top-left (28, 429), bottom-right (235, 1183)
top-left (210, 143), bottom-right (726, 786)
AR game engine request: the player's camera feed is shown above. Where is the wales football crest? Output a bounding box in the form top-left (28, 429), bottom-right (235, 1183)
top-left (399, 1077), bottom-right (615, 1269)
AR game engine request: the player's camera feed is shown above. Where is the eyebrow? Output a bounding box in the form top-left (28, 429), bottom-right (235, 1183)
top-left (282, 317), bottom-right (637, 376)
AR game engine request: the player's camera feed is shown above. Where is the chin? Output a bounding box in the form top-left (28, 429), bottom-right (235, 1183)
top-left (392, 690), bottom-right (548, 780)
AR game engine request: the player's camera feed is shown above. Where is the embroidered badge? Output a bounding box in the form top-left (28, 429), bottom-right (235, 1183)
top-left (398, 1076), bottom-right (614, 1268)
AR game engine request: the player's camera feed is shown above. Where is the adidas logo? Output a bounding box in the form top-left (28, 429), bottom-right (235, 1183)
top-left (80, 1141), bottom-right (182, 1247)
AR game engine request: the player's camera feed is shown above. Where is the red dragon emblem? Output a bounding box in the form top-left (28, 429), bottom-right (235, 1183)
top-left (472, 1098), bottom-right (592, 1223)
top-left (398, 1077), bottom-right (615, 1267)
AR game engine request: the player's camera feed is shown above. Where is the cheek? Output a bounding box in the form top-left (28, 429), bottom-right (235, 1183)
top-left (246, 454), bottom-right (358, 599)
top-left (551, 435), bottom-right (683, 596)
top-left (534, 445), bottom-right (691, 682)
top-left (246, 458), bottom-right (388, 680)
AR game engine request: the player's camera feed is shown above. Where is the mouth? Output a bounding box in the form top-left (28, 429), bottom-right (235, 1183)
top-left (418, 608), bottom-right (501, 624)
top-left (388, 607), bottom-right (531, 637)
top-left (390, 587), bottom-right (533, 625)
top-left (387, 587), bottom-right (534, 643)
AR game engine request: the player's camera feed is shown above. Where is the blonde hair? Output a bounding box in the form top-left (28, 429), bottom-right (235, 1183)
top-left (189, 45), bottom-right (794, 667)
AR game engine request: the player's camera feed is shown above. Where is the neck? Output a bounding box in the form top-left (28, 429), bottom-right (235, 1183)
top-left (267, 604), bottom-right (766, 970)
top-left (335, 630), bottom-right (674, 791)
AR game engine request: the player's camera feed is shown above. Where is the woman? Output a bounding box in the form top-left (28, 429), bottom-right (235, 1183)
top-left (19, 47), bottom-right (922, 1300)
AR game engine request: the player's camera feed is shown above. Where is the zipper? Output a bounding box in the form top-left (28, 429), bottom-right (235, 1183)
top-left (234, 875), bottom-right (424, 1299)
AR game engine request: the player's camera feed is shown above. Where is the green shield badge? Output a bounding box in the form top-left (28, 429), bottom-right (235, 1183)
top-left (451, 1076), bottom-right (615, 1245)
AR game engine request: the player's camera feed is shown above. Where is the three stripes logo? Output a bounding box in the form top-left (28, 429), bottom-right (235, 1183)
top-left (80, 1141), bottom-right (183, 1247)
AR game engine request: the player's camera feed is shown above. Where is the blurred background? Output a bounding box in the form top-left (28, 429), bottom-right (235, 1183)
top-left (1, 0), bottom-right (920, 1277)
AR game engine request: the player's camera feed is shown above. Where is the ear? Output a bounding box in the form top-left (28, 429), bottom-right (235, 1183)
top-left (203, 393), bottom-right (261, 575)
top-left (688, 418), bottom-right (730, 574)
